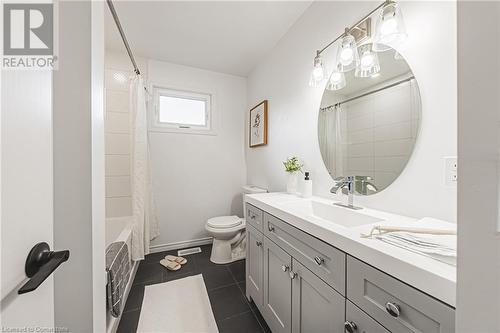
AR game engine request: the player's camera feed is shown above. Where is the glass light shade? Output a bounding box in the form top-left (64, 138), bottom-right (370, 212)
top-left (335, 34), bottom-right (359, 72)
top-left (355, 44), bottom-right (380, 78)
top-left (373, 1), bottom-right (407, 52)
top-left (309, 54), bottom-right (327, 87)
top-left (326, 71), bottom-right (346, 91)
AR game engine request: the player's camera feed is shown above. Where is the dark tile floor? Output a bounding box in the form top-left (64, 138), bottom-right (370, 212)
top-left (117, 244), bottom-right (271, 333)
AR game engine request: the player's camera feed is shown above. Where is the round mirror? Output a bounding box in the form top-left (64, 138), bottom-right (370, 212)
top-left (318, 44), bottom-right (421, 195)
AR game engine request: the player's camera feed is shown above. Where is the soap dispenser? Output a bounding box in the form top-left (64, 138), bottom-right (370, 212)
top-left (302, 172), bottom-right (312, 198)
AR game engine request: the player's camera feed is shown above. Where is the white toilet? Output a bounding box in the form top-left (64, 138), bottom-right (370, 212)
top-left (205, 185), bottom-right (267, 264)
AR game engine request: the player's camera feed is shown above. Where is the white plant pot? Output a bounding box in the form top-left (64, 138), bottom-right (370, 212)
top-left (286, 172), bottom-right (299, 194)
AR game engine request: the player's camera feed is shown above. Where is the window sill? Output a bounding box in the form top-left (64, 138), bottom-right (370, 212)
top-left (148, 127), bottom-right (218, 136)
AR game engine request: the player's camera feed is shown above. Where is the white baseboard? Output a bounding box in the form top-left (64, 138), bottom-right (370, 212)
top-left (149, 237), bottom-right (213, 254)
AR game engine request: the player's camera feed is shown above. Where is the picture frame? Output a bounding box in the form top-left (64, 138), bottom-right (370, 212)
top-left (249, 100), bottom-right (268, 148)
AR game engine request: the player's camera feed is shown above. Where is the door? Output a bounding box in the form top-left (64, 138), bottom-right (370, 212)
top-left (263, 238), bottom-right (292, 333)
top-left (246, 226), bottom-right (264, 308)
top-left (291, 259), bottom-right (345, 333)
top-left (1, 71), bottom-right (55, 328)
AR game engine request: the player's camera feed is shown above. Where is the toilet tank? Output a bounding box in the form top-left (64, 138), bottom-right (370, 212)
top-left (242, 185), bottom-right (267, 220)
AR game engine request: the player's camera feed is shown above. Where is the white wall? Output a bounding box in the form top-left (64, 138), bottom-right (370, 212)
top-left (456, 2), bottom-right (500, 331)
top-left (246, 1), bottom-right (457, 222)
top-left (148, 60), bottom-right (247, 249)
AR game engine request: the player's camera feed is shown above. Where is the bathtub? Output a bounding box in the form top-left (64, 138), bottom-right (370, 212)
top-left (105, 216), bottom-right (138, 333)
top-left (106, 216), bottom-right (133, 261)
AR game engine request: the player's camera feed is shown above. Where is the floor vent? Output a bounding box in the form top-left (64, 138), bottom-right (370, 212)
top-left (178, 247), bottom-right (202, 256)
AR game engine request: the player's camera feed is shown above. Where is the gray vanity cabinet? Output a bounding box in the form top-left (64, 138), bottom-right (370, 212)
top-left (263, 237), bottom-right (293, 333)
top-left (291, 259), bottom-right (345, 333)
top-left (246, 204), bottom-right (456, 333)
top-left (246, 225), bottom-right (264, 309)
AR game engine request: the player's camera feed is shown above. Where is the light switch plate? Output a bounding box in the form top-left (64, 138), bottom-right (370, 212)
top-left (444, 156), bottom-right (458, 186)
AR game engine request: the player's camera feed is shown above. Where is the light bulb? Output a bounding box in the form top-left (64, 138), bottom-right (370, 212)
top-left (373, 1), bottom-right (407, 52)
top-left (326, 71), bottom-right (346, 91)
top-left (313, 65), bottom-right (324, 81)
top-left (340, 48), bottom-right (354, 65)
top-left (360, 52), bottom-right (375, 67)
top-left (335, 33), bottom-right (359, 72)
top-left (309, 52), bottom-right (327, 87)
top-left (381, 17), bottom-right (398, 36)
top-left (355, 44), bottom-right (380, 78)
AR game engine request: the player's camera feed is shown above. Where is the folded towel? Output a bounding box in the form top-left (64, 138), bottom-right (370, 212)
top-left (376, 232), bottom-right (457, 266)
top-left (106, 241), bottom-right (131, 317)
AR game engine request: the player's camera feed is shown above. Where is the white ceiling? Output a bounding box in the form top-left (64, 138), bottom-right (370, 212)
top-left (105, 1), bottom-right (312, 76)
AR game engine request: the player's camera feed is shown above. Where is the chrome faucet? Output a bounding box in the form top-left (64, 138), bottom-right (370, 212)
top-left (330, 176), bottom-right (362, 210)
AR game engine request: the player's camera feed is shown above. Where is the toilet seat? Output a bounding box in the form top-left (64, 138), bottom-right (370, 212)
top-left (207, 215), bottom-right (242, 229)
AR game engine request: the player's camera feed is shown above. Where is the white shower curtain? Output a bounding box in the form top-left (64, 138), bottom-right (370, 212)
top-left (318, 105), bottom-right (344, 177)
top-left (130, 75), bottom-right (160, 261)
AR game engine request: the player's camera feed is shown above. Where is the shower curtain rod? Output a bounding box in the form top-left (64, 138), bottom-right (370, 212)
top-left (320, 76), bottom-right (415, 111)
top-left (106, 0), bottom-right (141, 75)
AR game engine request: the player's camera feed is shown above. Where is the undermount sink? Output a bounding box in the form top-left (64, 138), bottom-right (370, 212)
top-left (279, 199), bottom-right (384, 227)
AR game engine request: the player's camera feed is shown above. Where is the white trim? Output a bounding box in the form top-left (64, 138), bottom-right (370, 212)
top-left (149, 237), bottom-right (213, 254)
top-left (148, 85), bottom-right (218, 136)
top-left (91, 2), bottom-right (106, 332)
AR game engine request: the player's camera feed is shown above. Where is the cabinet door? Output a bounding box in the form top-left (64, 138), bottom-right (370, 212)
top-left (246, 225), bottom-right (264, 309)
top-left (263, 238), bottom-right (293, 333)
top-left (291, 259), bottom-right (345, 333)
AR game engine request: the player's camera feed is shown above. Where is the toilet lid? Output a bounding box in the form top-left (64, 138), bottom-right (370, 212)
top-left (207, 216), bottom-right (242, 229)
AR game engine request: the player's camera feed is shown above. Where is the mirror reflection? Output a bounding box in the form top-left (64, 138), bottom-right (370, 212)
top-left (318, 44), bottom-right (421, 195)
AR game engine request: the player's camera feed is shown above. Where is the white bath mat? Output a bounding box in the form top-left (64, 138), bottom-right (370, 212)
top-left (137, 274), bottom-right (219, 333)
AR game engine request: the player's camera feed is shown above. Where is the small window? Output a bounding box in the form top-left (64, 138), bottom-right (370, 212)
top-left (151, 87), bottom-right (214, 134)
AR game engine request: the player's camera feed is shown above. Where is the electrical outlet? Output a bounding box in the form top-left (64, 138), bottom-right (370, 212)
top-left (444, 156), bottom-right (458, 186)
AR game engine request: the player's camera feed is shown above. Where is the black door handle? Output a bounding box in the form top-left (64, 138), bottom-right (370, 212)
top-left (18, 242), bottom-right (70, 294)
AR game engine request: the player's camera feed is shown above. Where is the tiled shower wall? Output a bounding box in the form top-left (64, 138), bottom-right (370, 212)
top-left (342, 78), bottom-right (420, 189)
top-left (104, 67), bottom-right (132, 217)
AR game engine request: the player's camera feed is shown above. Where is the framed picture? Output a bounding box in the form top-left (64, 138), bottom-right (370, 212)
top-left (249, 100), bottom-right (268, 147)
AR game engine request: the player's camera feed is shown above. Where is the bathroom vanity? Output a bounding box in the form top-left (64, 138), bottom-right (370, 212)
top-left (245, 193), bottom-right (456, 333)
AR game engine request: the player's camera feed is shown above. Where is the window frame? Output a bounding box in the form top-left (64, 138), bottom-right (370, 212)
top-left (150, 85), bottom-right (216, 135)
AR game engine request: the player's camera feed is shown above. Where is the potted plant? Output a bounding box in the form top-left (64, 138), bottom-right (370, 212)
top-left (283, 157), bottom-right (303, 194)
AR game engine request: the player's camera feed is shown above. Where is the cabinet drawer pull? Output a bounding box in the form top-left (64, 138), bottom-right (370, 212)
top-left (281, 265), bottom-right (290, 272)
top-left (250, 215), bottom-right (256, 220)
top-left (385, 302), bottom-right (401, 318)
top-left (314, 256), bottom-right (324, 266)
top-left (268, 225), bottom-right (275, 232)
top-left (344, 321), bottom-right (358, 333)
top-left (289, 271), bottom-right (297, 280)
top-left (256, 241), bottom-right (262, 247)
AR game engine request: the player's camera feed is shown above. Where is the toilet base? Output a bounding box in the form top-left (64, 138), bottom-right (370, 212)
top-left (210, 232), bottom-right (246, 264)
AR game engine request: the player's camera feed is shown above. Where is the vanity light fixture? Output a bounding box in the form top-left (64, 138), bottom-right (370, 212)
top-left (373, 1), bottom-right (407, 52)
top-left (355, 44), bottom-right (380, 78)
top-left (309, 0), bottom-right (407, 86)
top-left (309, 50), bottom-right (327, 87)
top-left (326, 71), bottom-right (346, 91)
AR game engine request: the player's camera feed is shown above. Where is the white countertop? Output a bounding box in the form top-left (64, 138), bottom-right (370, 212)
top-left (246, 192), bottom-right (457, 307)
